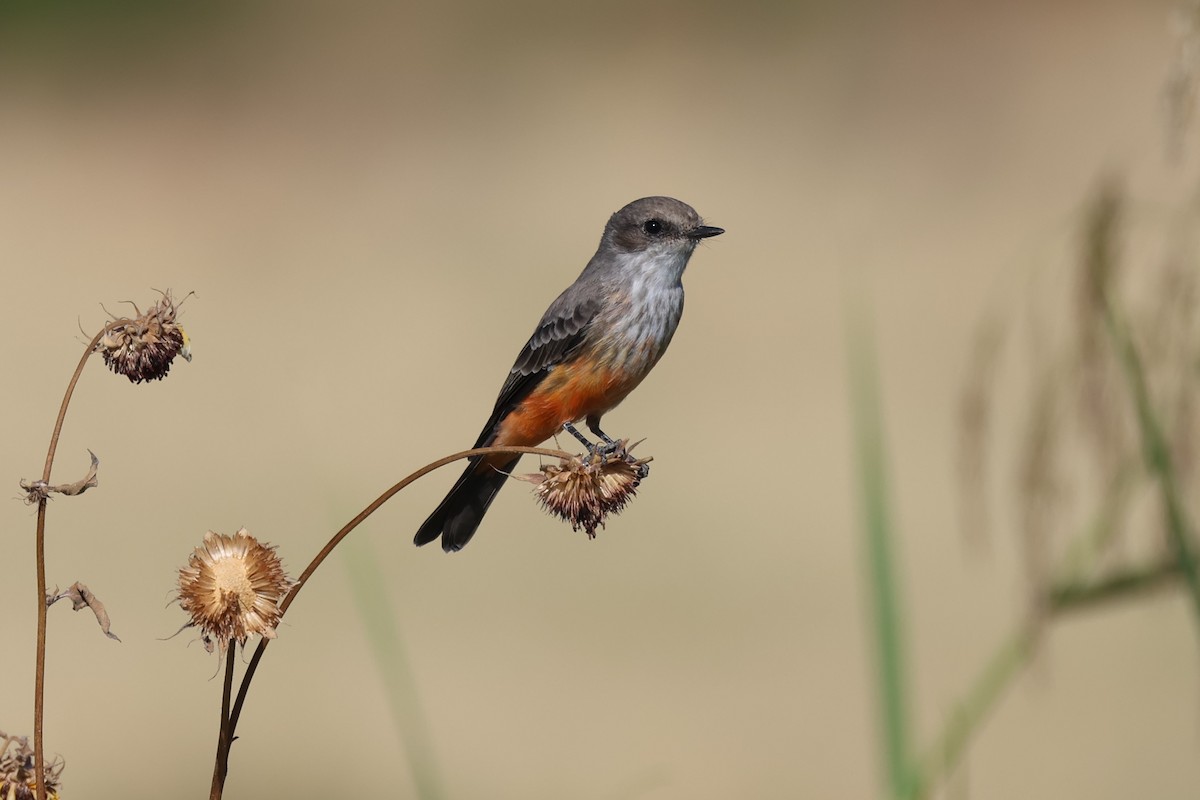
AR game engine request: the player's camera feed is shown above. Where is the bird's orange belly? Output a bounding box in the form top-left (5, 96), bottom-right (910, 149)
top-left (493, 358), bottom-right (642, 447)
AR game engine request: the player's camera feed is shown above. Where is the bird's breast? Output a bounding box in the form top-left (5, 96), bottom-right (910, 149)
top-left (592, 277), bottom-right (684, 377)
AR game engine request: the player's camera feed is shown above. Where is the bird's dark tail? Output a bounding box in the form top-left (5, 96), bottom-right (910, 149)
top-left (414, 456), bottom-right (520, 552)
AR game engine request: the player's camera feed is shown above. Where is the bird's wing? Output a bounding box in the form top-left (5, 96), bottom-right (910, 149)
top-left (472, 294), bottom-right (601, 447)
top-left (509, 296), bottom-right (599, 379)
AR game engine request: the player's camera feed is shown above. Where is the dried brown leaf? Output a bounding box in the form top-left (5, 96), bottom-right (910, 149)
top-left (53, 450), bottom-right (99, 496)
top-left (20, 450), bottom-right (99, 504)
top-left (47, 581), bottom-right (120, 642)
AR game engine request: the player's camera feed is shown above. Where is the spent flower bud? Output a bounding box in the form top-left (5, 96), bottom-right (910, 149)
top-left (97, 290), bottom-right (191, 383)
top-left (0, 731), bottom-right (62, 800)
top-left (177, 529), bottom-right (291, 655)
top-left (520, 440), bottom-right (650, 538)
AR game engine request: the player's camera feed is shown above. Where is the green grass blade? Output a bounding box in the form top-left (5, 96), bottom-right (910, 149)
top-left (910, 624), bottom-right (1032, 798)
top-left (1101, 295), bottom-right (1200, 639)
top-left (847, 302), bottom-right (913, 800)
top-left (344, 536), bottom-right (446, 800)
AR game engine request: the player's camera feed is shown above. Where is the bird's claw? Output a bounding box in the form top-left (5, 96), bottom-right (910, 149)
top-left (562, 422), bottom-right (645, 472)
top-left (594, 439), bottom-right (622, 458)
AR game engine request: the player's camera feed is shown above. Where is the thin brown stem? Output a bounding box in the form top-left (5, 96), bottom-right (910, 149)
top-left (32, 321), bottom-right (127, 800)
top-left (33, 501), bottom-right (48, 800)
top-left (40, 325), bottom-right (124, 481)
top-left (217, 444), bottom-right (572, 778)
top-left (209, 643), bottom-right (237, 800)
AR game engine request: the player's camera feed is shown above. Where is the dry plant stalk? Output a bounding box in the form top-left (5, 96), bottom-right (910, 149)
top-left (23, 290), bottom-right (191, 800)
top-left (187, 439), bottom-right (651, 799)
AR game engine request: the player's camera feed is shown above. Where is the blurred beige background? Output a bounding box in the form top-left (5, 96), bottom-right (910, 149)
top-left (1, 1), bottom-right (1198, 797)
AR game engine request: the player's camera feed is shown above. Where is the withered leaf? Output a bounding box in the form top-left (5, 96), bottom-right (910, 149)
top-left (53, 449), bottom-right (99, 496)
top-left (20, 450), bottom-right (99, 504)
top-left (47, 581), bottom-right (120, 642)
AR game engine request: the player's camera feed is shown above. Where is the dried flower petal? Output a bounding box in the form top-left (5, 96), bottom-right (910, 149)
top-left (520, 440), bottom-right (650, 538)
top-left (177, 529), bottom-right (291, 655)
top-left (96, 290), bottom-right (191, 383)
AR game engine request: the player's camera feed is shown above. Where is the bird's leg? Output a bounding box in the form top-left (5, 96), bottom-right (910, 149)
top-left (562, 421), bottom-right (596, 451)
top-left (586, 414), bottom-right (621, 455)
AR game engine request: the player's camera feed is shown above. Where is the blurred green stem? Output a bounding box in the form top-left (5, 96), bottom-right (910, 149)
top-left (345, 538), bottom-right (445, 800)
top-left (1051, 560), bottom-right (1182, 611)
top-left (847, 304), bottom-right (913, 800)
top-left (1056, 460), bottom-right (1137, 585)
top-left (910, 557), bottom-right (1180, 797)
top-left (1100, 293), bottom-right (1200, 637)
top-left (912, 624), bottom-right (1032, 799)
top-left (851, 279), bottom-right (1186, 799)
top-left (907, 459), bottom-right (1139, 798)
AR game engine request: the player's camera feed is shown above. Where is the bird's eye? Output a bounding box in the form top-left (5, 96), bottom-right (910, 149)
top-left (642, 219), bottom-right (664, 236)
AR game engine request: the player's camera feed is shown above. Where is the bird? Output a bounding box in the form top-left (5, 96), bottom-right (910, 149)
top-left (414, 196), bottom-right (723, 552)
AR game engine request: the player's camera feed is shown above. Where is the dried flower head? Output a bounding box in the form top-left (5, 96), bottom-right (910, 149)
top-left (521, 441), bottom-right (650, 538)
top-left (177, 529), bottom-right (291, 654)
top-left (0, 731), bottom-right (62, 800)
top-left (96, 290), bottom-right (192, 383)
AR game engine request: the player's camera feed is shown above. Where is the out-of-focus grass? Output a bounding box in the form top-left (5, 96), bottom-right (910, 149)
top-left (847, 298), bottom-right (913, 800)
top-left (344, 534), bottom-right (445, 800)
top-left (851, 181), bottom-right (1200, 800)
top-left (1100, 273), bottom-right (1200, 635)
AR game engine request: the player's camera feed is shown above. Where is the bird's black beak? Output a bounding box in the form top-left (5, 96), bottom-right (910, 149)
top-left (688, 225), bottom-right (725, 239)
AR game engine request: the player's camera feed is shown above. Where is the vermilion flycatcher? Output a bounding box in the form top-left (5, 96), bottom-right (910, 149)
top-left (415, 196), bottom-right (723, 551)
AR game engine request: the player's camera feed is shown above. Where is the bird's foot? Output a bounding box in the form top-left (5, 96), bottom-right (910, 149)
top-left (595, 439), bottom-right (623, 458)
top-left (588, 424), bottom-right (623, 457)
top-left (562, 424), bottom-right (650, 478)
top-left (562, 422), bottom-right (624, 464)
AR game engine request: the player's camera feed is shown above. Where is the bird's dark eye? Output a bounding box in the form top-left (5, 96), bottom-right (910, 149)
top-left (642, 219), bottom-right (664, 236)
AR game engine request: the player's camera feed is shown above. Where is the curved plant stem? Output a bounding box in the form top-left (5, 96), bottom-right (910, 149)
top-left (909, 558), bottom-right (1182, 799)
top-left (32, 321), bottom-right (126, 800)
top-left (209, 643), bottom-right (237, 800)
top-left (1101, 294), bottom-right (1200, 636)
top-left (905, 463), bottom-right (1165, 799)
top-left (211, 443), bottom-right (573, 798)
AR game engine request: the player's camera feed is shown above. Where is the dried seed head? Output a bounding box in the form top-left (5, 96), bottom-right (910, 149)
top-left (522, 441), bottom-right (650, 538)
top-left (96, 290), bottom-right (191, 383)
top-left (177, 529), bottom-right (291, 655)
top-left (0, 731), bottom-right (62, 800)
